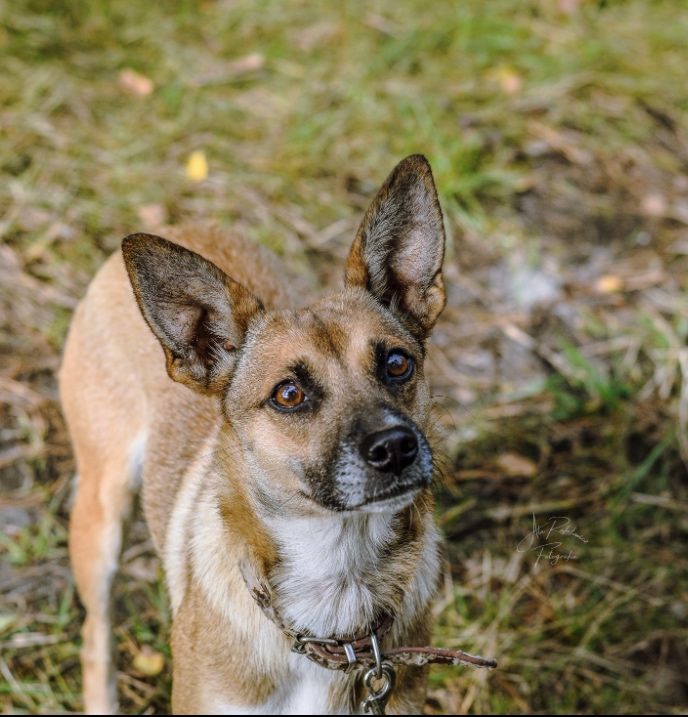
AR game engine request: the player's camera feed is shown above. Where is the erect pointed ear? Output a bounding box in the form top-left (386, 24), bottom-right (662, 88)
top-left (122, 233), bottom-right (264, 394)
top-left (345, 154), bottom-right (446, 339)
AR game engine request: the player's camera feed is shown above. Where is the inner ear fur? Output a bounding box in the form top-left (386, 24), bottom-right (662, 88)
top-left (345, 154), bottom-right (446, 338)
top-left (122, 233), bottom-right (263, 394)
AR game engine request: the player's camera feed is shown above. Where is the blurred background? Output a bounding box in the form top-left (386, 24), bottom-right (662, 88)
top-left (1, 0), bottom-right (687, 713)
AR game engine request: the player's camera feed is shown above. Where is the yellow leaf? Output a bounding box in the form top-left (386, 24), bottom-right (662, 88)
top-left (595, 275), bottom-right (623, 294)
top-left (186, 151), bottom-right (208, 182)
top-left (133, 645), bottom-right (165, 676)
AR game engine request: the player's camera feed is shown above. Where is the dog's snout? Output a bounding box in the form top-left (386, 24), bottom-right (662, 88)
top-left (360, 426), bottom-right (418, 475)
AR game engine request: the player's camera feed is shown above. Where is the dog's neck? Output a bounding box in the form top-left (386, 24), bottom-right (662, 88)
top-left (264, 511), bottom-right (397, 637)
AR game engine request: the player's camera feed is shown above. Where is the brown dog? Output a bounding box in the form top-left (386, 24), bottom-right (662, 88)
top-left (60, 155), bottom-right (483, 714)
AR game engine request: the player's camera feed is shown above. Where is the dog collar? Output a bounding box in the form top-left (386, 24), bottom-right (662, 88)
top-left (240, 560), bottom-right (497, 713)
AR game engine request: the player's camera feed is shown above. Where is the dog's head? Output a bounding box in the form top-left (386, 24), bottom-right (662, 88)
top-left (123, 155), bottom-right (445, 514)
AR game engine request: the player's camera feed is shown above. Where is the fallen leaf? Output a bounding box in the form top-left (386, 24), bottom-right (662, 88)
top-left (529, 121), bottom-right (593, 164)
top-left (137, 203), bottom-right (167, 230)
top-left (496, 452), bottom-right (537, 477)
top-left (192, 54), bottom-right (266, 87)
top-left (185, 150), bottom-right (208, 182)
top-left (641, 192), bottom-right (668, 217)
top-left (227, 53), bottom-right (264, 76)
top-left (118, 69), bottom-right (154, 97)
top-left (296, 22), bottom-right (341, 51)
top-left (595, 274), bottom-right (623, 294)
top-left (497, 66), bottom-right (523, 96)
top-left (558, 0), bottom-right (584, 15)
top-left (133, 645), bottom-right (165, 676)
top-left (364, 13), bottom-right (396, 35)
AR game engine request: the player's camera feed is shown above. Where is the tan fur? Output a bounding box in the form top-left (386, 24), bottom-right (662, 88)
top-left (61, 156), bottom-right (447, 714)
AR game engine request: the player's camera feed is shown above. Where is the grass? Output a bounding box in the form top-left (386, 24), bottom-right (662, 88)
top-left (1, 0), bottom-right (688, 713)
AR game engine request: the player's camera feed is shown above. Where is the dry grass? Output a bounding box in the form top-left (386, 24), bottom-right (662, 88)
top-left (1, 0), bottom-right (687, 713)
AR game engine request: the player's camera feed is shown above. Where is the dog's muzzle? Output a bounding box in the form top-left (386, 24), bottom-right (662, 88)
top-left (313, 416), bottom-right (433, 512)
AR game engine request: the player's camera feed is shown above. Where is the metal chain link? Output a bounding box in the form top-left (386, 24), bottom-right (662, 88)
top-left (361, 662), bottom-right (396, 715)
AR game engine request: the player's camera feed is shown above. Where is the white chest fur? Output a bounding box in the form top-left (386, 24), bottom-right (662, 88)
top-left (267, 509), bottom-right (441, 643)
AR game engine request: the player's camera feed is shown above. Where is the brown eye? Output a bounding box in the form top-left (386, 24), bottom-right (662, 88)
top-left (270, 381), bottom-right (307, 410)
top-left (386, 351), bottom-right (414, 381)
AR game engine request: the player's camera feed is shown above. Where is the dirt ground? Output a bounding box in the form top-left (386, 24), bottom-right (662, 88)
top-left (1, 1), bottom-right (687, 714)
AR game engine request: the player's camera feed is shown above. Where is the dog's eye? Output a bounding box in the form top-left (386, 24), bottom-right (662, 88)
top-left (270, 380), bottom-right (307, 411)
top-left (386, 350), bottom-right (414, 382)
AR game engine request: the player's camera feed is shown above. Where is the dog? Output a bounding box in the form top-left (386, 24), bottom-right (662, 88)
top-left (60, 155), bottom-right (492, 715)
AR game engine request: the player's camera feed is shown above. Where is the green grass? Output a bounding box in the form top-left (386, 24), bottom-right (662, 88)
top-left (1, 0), bottom-right (688, 713)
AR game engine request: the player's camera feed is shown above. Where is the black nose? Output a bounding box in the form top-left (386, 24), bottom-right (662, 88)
top-left (360, 426), bottom-right (419, 475)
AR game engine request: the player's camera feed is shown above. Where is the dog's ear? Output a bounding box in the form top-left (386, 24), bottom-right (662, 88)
top-left (345, 154), bottom-right (446, 339)
top-left (122, 233), bottom-right (264, 394)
